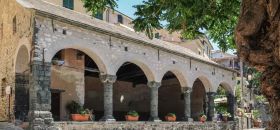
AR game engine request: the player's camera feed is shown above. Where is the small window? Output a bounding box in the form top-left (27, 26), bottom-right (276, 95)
top-left (13, 16), bottom-right (16, 34)
top-left (155, 33), bottom-right (160, 39)
top-left (0, 23), bottom-right (3, 39)
top-left (95, 12), bottom-right (103, 20)
top-left (117, 14), bottom-right (123, 24)
top-left (63, 0), bottom-right (74, 10)
top-left (1, 78), bottom-right (6, 98)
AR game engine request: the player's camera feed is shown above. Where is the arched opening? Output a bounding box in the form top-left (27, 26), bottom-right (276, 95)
top-left (215, 83), bottom-right (234, 121)
top-left (159, 71), bottom-right (184, 121)
top-left (114, 62), bottom-right (150, 121)
top-left (191, 78), bottom-right (207, 121)
top-left (50, 48), bottom-right (103, 121)
top-left (14, 45), bottom-right (30, 121)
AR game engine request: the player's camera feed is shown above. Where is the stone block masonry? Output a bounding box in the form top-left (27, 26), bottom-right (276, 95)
top-left (55, 121), bottom-right (239, 130)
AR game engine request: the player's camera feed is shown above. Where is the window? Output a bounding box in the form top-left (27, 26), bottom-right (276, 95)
top-left (63, 0), bottom-right (74, 10)
top-left (117, 14), bottom-right (123, 24)
top-left (155, 33), bottom-right (160, 39)
top-left (1, 78), bottom-right (6, 98)
top-left (13, 16), bottom-right (16, 34)
top-left (95, 12), bottom-right (103, 20)
top-left (0, 23), bottom-right (3, 39)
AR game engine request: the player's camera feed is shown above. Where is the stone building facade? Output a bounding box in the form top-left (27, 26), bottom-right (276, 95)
top-left (0, 0), bottom-right (237, 129)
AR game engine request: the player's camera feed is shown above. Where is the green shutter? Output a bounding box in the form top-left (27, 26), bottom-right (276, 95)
top-left (63, 0), bottom-right (74, 10)
top-left (95, 12), bottom-right (103, 20)
top-left (69, 0), bottom-right (74, 10)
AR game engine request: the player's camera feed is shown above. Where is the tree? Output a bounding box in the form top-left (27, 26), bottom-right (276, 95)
top-left (82, 0), bottom-right (280, 129)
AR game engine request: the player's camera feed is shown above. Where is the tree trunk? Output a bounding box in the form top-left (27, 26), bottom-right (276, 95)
top-left (235, 0), bottom-right (280, 129)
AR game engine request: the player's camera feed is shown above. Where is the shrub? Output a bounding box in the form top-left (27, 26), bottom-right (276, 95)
top-left (127, 110), bottom-right (139, 117)
top-left (166, 113), bottom-right (176, 117)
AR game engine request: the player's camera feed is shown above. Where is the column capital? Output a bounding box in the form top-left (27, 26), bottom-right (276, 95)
top-left (181, 87), bottom-right (192, 94)
top-left (147, 81), bottom-right (161, 88)
top-left (100, 74), bottom-right (117, 84)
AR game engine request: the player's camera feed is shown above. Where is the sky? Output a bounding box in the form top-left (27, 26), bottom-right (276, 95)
top-left (116, 1), bottom-right (227, 52)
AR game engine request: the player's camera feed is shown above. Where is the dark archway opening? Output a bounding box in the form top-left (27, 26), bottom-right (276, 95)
top-left (215, 85), bottom-right (234, 121)
top-left (159, 71), bottom-right (184, 121)
top-left (15, 45), bottom-right (30, 121)
top-left (191, 79), bottom-right (207, 121)
top-left (50, 49), bottom-right (103, 121)
top-left (114, 62), bottom-right (150, 121)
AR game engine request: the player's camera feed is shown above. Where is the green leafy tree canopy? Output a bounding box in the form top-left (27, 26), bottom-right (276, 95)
top-left (82, 0), bottom-right (241, 52)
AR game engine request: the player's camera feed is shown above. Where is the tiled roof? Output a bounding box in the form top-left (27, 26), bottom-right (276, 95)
top-left (17, 0), bottom-right (224, 66)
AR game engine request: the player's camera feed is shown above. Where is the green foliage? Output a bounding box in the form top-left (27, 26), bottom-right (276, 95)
top-left (222, 112), bottom-right (232, 117)
top-left (66, 101), bottom-right (81, 114)
top-left (235, 85), bottom-right (241, 105)
top-left (166, 113), bottom-right (176, 117)
top-left (215, 103), bottom-right (227, 113)
top-left (127, 110), bottom-right (139, 117)
top-left (82, 0), bottom-right (241, 52)
top-left (66, 101), bottom-right (89, 114)
top-left (252, 109), bottom-right (260, 119)
top-left (82, 0), bottom-right (118, 16)
top-left (255, 95), bottom-right (267, 103)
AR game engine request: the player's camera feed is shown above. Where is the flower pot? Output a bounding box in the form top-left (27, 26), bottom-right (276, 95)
top-left (200, 117), bottom-right (207, 123)
top-left (165, 116), bottom-right (176, 121)
top-left (253, 120), bottom-right (262, 128)
top-left (125, 115), bottom-right (139, 121)
top-left (222, 116), bottom-right (228, 122)
top-left (71, 114), bottom-right (90, 121)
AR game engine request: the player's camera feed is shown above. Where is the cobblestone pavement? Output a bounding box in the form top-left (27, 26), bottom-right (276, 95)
top-left (0, 122), bottom-right (23, 130)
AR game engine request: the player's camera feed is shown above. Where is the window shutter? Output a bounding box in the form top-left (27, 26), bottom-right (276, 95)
top-left (63, 0), bottom-right (74, 10)
top-left (69, 0), bottom-right (74, 10)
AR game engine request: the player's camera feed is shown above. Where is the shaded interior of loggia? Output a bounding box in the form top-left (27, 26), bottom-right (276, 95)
top-left (12, 48), bottom-right (227, 122)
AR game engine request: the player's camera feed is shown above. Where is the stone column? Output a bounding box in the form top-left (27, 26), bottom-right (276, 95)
top-left (100, 74), bottom-right (116, 121)
top-left (148, 81), bottom-right (161, 121)
top-left (28, 61), bottom-right (57, 130)
top-left (227, 93), bottom-right (235, 120)
top-left (182, 87), bottom-right (193, 121)
top-left (206, 92), bottom-right (216, 121)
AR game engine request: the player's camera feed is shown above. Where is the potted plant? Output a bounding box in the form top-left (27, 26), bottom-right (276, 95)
top-left (222, 112), bottom-right (231, 122)
top-left (200, 114), bottom-right (207, 123)
top-left (252, 110), bottom-right (262, 128)
top-left (66, 101), bottom-right (90, 121)
top-left (165, 113), bottom-right (176, 121)
top-left (125, 110), bottom-right (139, 121)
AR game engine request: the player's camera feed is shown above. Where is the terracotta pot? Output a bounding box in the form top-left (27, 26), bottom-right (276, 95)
top-left (200, 117), bottom-right (207, 123)
top-left (253, 120), bottom-right (261, 128)
top-left (165, 116), bottom-right (176, 121)
top-left (222, 116), bottom-right (228, 122)
top-left (125, 115), bottom-right (139, 121)
top-left (71, 114), bottom-right (90, 121)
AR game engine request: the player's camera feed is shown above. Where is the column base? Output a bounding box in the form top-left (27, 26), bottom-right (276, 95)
top-left (100, 115), bottom-right (116, 122)
top-left (149, 117), bottom-right (161, 122)
top-left (28, 111), bottom-right (58, 130)
top-left (182, 117), bottom-right (193, 122)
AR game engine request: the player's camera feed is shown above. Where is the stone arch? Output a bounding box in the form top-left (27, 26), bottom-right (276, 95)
top-left (113, 59), bottom-right (156, 82)
top-left (218, 81), bottom-right (234, 95)
top-left (192, 76), bottom-right (213, 92)
top-left (48, 46), bottom-right (108, 75)
top-left (14, 44), bottom-right (30, 73)
top-left (159, 69), bottom-right (189, 88)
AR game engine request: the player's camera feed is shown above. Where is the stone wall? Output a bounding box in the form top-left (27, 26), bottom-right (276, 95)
top-left (54, 121), bottom-right (239, 130)
top-left (0, 0), bottom-right (34, 121)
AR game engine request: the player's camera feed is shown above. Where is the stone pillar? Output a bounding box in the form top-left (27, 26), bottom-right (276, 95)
top-left (182, 87), bottom-right (193, 121)
top-left (206, 92), bottom-right (216, 121)
top-left (100, 74), bottom-right (116, 121)
top-left (227, 93), bottom-right (235, 120)
top-left (148, 81), bottom-right (161, 121)
top-left (28, 61), bottom-right (57, 130)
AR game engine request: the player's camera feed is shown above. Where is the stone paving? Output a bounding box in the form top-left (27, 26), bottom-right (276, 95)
top-left (0, 122), bottom-right (23, 130)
